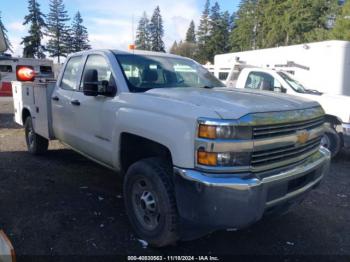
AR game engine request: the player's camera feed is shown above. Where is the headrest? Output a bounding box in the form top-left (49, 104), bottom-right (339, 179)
top-left (142, 69), bottom-right (158, 82)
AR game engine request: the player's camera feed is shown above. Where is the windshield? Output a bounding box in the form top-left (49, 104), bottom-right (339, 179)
top-left (277, 72), bottom-right (307, 93)
top-left (115, 54), bottom-right (225, 92)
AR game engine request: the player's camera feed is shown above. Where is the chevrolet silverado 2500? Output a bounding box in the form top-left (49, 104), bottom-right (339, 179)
top-left (11, 50), bottom-right (330, 247)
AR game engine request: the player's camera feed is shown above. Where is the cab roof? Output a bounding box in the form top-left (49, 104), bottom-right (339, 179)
top-left (69, 49), bottom-right (191, 61)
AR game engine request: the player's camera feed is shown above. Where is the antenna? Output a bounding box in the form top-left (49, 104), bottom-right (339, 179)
top-left (132, 14), bottom-right (135, 44)
top-left (131, 14), bottom-right (135, 54)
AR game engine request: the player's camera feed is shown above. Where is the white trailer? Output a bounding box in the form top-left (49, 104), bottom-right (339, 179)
top-left (213, 40), bottom-right (350, 96)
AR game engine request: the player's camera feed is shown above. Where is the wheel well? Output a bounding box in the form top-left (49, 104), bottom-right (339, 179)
top-left (120, 133), bottom-right (172, 173)
top-left (325, 114), bottom-right (344, 148)
top-left (22, 108), bottom-right (31, 124)
top-left (325, 114), bottom-right (342, 127)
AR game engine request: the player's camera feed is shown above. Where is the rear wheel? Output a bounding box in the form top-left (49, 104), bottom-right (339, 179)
top-left (123, 158), bottom-right (179, 247)
top-left (321, 123), bottom-right (342, 158)
top-left (24, 116), bottom-right (49, 155)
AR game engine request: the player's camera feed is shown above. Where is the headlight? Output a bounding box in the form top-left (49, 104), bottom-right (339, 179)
top-left (198, 124), bottom-right (252, 140)
top-left (197, 150), bottom-right (251, 167)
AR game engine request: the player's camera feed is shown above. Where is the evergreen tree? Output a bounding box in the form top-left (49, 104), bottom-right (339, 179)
top-left (332, 0), bottom-right (350, 40)
top-left (149, 6), bottom-right (165, 52)
top-left (65, 26), bottom-right (75, 54)
top-left (46, 0), bottom-right (70, 63)
top-left (230, 0), bottom-right (261, 51)
top-left (231, 0), bottom-right (337, 51)
top-left (185, 20), bottom-right (196, 43)
top-left (169, 41), bottom-right (178, 54)
top-left (176, 41), bottom-right (197, 59)
top-left (197, 0), bottom-right (211, 63)
top-left (22, 0), bottom-right (46, 58)
top-left (135, 12), bottom-right (151, 50)
top-left (0, 12), bottom-right (12, 53)
top-left (70, 11), bottom-right (90, 53)
top-left (281, 0), bottom-right (337, 45)
top-left (206, 3), bottom-right (231, 62)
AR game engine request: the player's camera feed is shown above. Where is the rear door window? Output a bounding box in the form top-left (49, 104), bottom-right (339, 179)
top-left (40, 66), bottom-right (53, 74)
top-left (0, 65), bottom-right (13, 72)
top-left (218, 72), bottom-right (229, 81)
top-left (60, 56), bottom-right (82, 90)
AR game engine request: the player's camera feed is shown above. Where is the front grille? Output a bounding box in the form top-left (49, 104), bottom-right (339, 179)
top-left (252, 137), bottom-right (322, 167)
top-left (253, 116), bottom-right (324, 139)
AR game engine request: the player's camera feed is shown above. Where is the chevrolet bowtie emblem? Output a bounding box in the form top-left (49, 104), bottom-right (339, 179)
top-left (297, 130), bottom-right (310, 145)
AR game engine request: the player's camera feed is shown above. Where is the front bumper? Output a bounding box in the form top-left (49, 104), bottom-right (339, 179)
top-left (342, 123), bottom-right (350, 148)
top-left (173, 147), bottom-right (330, 230)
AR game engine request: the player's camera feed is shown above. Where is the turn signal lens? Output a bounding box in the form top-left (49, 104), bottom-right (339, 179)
top-left (198, 125), bottom-right (216, 139)
top-left (16, 66), bottom-right (35, 82)
top-left (197, 151), bottom-right (217, 166)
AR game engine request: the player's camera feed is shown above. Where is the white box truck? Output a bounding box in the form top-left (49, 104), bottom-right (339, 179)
top-left (213, 40), bottom-right (350, 96)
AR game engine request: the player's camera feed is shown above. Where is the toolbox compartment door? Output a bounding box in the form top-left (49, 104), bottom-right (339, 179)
top-left (12, 81), bottom-right (56, 139)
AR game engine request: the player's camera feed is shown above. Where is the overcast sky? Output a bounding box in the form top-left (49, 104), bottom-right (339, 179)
top-left (1, 0), bottom-right (239, 57)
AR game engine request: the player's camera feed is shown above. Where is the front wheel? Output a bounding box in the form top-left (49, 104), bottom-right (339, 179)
top-left (24, 116), bottom-right (49, 155)
top-left (321, 124), bottom-right (342, 158)
top-left (123, 158), bottom-right (179, 247)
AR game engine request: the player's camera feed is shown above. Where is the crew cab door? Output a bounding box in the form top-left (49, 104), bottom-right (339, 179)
top-left (243, 71), bottom-right (287, 93)
top-left (51, 55), bottom-right (83, 145)
top-left (69, 54), bottom-right (117, 165)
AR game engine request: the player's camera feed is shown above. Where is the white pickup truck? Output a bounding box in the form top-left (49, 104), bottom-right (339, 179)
top-left (233, 67), bottom-right (350, 157)
top-left (11, 50), bottom-right (330, 247)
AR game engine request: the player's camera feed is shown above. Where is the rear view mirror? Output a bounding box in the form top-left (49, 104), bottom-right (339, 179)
top-left (0, 27), bottom-right (8, 53)
top-left (83, 69), bottom-right (99, 96)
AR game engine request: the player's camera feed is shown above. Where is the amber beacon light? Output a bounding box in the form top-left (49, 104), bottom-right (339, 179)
top-left (16, 66), bottom-right (36, 82)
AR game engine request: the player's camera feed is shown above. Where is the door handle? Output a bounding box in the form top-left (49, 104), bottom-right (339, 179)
top-left (71, 100), bottom-right (81, 106)
top-left (52, 96), bottom-right (59, 101)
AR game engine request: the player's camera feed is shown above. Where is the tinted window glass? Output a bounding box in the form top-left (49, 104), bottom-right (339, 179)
top-left (219, 72), bottom-right (229, 81)
top-left (0, 65), bottom-right (12, 72)
top-left (80, 55), bottom-right (116, 93)
top-left (40, 66), bottom-right (53, 74)
top-left (61, 56), bottom-right (82, 90)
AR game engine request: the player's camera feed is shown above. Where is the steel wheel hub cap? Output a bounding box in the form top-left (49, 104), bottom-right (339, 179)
top-left (132, 179), bottom-right (160, 231)
top-left (321, 134), bottom-right (330, 149)
top-left (28, 126), bottom-right (35, 148)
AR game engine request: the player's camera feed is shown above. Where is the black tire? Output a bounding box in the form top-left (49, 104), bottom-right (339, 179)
top-left (321, 123), bottom-right (342, 158)
top-left (123, 157), bottom-right (179, 247)
top-left (24, 116), bottom-right (49, 155)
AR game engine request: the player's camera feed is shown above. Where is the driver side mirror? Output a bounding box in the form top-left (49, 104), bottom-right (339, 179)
top-left (274, 82), bottom-right (287, 93)
top-left (83, 69), bottom-right (116, 97)
top-left (83, 69), bottom-right (99, 96)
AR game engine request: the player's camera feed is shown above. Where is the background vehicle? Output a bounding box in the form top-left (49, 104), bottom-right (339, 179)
top-left (11, 50), bottom-right (330, 247)
top-left (234, 67), bottom-right (350, 157)
top-left (213, 40), bottom-right (350, 96)
top-left (0, 57), bottom-right (53, 97)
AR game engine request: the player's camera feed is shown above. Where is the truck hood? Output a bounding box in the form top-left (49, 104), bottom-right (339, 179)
top-left (302, 93), bottom-right (350, 123)
top-left (144, 87), bottom-right (320, 119)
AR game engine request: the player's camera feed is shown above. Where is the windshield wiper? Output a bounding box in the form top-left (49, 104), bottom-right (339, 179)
top-left (305, 89), bottom-right (323, 95)
top-left (200, 85), bottom-right (214, 89)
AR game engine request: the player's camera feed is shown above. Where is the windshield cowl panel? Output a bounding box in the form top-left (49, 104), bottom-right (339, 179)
top-left (115, 54), bottom-right (225, 93)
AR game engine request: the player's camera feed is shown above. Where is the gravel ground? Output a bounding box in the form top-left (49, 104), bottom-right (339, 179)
top-left (0, 97), bottom-right (349, 260)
